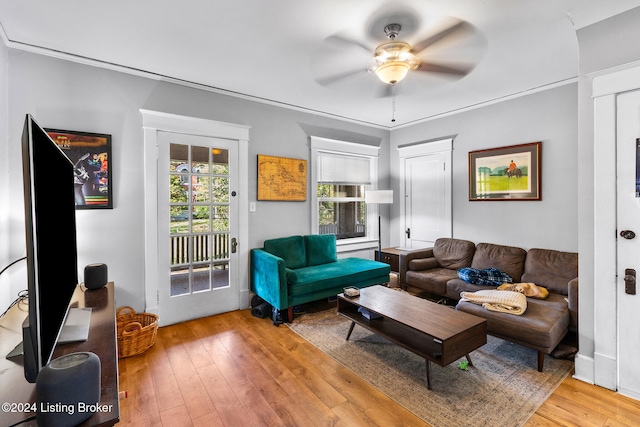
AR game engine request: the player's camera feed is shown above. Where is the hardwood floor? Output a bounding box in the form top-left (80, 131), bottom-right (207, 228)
top-left (117, 308), bottom-right (640, 427)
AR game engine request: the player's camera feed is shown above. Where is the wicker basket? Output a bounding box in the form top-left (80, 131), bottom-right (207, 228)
top-left (116, 306), bottom-right (159, 358)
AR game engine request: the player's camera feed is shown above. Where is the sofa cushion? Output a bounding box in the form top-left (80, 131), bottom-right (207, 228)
top-left (456, 293), bottom-right (569, 352)
top-left (471, 243), bottom-right (527, 282)
top-left (287, 258), bottom-right (389, 294)
top-left (521, 248), bottom-right (578, 295)
top-left (405, 267), bottom-right (458, 295)
top-left (445, 278), bottom-right (498, 300)
top-left (264, 235), bottom-right (306, 269)
top-left (304, 234), bottom-right (338, 266)
top-left (433, 238), bottom-right (475, 269)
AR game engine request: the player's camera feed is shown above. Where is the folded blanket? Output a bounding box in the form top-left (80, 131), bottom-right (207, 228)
top-left (457, 267), bottom-right (513, 286)
top-left (460, 290), bottom-right (527, 315)
top-left (497, 282), bottom-right (549, 299)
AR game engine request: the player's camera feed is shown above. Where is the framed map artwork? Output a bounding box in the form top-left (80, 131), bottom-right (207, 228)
top-left (257, 155), bottom-right (307, 201)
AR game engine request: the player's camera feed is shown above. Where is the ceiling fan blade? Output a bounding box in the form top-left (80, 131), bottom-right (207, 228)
top-left (325, 35), bottom-right (372, 54)
top-left (415, 62), bottom-right (471, 76)
top-left (316, 68), bottom-right (367, 86)
top-left (412, 21), bottom-right (471, 55)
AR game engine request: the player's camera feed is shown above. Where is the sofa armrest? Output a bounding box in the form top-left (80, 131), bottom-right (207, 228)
top-left (250, 248), bottom-right (288, 310)
top-left (568, 277), bottom-right (578, 332)
top-left (399, 248), bottom-right (434, 284)
top-left (409, 258), bottom-right (440, 271)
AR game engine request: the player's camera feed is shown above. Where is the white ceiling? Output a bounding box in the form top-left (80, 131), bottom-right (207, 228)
top-left (1, 0), bottom-right (639, 128)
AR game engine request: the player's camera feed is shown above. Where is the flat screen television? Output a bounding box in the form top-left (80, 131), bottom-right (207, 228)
top-left (20, 114), bottom-right (79, 382)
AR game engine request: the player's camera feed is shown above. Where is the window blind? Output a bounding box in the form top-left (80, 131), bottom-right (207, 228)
top-left (317, 152), bottom-right (371, 185)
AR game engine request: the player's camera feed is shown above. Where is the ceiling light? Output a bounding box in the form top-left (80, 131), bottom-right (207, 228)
top-left (374, 58), bottom-right (412, 84)
top-left (369, 26), bottom-right (419, 85)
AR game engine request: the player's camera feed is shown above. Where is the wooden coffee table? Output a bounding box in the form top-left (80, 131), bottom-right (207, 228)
top-left (337, 285), bottom-right (487, 390)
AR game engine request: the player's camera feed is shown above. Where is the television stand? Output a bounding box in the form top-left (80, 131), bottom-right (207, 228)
top-left (0, 283), bottom-right (119, 427)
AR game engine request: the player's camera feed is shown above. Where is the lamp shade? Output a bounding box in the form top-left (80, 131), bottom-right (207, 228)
top-left (371, 40), bottom-right (419, 85)
top-left (365, 190), bottom-right (393, 204)
top-left (375, 61), bottom-right (410, 84)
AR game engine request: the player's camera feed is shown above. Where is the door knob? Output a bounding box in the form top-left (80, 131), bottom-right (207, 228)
top-left (620, 230), bottom-right (636, 240)
top-left (624, 268), bottom-right (636, 295)
top-left (231, 237), bottom-right (238, 253)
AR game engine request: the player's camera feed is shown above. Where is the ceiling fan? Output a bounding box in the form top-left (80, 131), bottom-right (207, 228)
top-left (369, 22), bottom-right (469, 85)
top-left (313, 16), bottom-right (483, 96)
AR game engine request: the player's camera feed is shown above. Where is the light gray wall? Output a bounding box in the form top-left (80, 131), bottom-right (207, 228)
top-left (0, 40), bottom-right (10, 311)
top-left (2, 49), bottom-right (389, 312)
top-left (390, 83), bottom-right (579, 252)
top-left (139, 81), bottom-right (390, 250)
top-left (575, 5), bottom-right (640, 377)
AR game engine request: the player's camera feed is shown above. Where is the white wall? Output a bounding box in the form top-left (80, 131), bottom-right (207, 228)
top-left (0, 39), bottom-right (11, 312)
top-left (390, 83), bottom-right (579, 252)
top-left (1, 48), bottom-right (390, 313)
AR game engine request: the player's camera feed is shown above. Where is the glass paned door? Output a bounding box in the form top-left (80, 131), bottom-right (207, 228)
top-left (158, 131), bottom-right (239, 325)
top-left (169, 143), bottom-right (230, 295)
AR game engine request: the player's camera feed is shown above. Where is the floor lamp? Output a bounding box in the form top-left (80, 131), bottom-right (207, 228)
top-left (365, 190), bottom-right (394, 262)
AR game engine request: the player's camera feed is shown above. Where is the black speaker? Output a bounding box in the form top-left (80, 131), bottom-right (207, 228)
top-left (36, 352), bottom-right (101, 427)
top-left (84, 263), bottom-right (108, 290)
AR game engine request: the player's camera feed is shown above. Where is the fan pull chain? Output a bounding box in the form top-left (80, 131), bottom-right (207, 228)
top-left (391, 84), bottom-right (397, 123)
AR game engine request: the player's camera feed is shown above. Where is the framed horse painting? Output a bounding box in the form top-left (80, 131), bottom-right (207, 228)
top-left (468, 141), bottom-right (541, 201)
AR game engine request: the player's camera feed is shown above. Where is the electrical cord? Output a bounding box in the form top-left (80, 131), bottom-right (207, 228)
top-left (0, 257), bottom-right (26, 277)
top-left (0, 257), bottom-right (28, 319)
top-left (0, 289), bottom-right (28, 319)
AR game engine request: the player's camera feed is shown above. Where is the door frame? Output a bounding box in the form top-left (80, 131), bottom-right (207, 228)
top-left (398, 138), bottom-right (453, 248)
top-left (140, 110), bottom-right (251, 318)
top-left (588, 60), bottom-right (640, 396)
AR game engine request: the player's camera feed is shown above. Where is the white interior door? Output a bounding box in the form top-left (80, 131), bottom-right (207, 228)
top-left (616, 89), bottom-right (640, 398)
top-left (157, 131), bottom-right (240, 325)
top-left (403, 152), bottom-right (451, 249)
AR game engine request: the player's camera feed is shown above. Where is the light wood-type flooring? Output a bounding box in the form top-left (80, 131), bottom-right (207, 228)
top-left (118, 308), bottom-right (640, 426)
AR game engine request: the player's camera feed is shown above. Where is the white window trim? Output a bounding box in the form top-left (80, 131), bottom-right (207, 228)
top-left (310, 136), bottom-right (380, 253)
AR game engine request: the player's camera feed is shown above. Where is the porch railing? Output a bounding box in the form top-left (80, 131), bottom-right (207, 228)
top-left (319, 223), bottom-right (365, 235)
top-left (170, 233), bottom-right (229, 266)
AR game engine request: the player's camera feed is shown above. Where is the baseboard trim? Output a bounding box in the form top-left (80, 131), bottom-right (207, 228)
top-left (618, 386), bottom-right (640, 401)
top-left (594, 351), bottom-right (617, 391)
top-left (573, 352), bottom-right (595, 384)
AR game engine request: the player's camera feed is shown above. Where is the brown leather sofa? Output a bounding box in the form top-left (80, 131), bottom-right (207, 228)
top-left (399, 238), bottom-right (578, 372)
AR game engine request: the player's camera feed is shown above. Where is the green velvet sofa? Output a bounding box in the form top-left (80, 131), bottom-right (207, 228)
top-left (250, 234), bottom-right (391, 324)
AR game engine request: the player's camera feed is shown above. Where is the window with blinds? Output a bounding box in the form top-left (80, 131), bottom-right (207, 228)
top-left (317, 151), bottom-right (372, 240)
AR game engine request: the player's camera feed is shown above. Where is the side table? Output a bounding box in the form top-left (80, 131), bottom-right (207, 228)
top-left (374, 247), bottom-right (405, 272)
top-left (375, 247), bottom-right (410, 289)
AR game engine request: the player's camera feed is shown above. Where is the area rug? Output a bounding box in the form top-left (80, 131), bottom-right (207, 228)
top-left (287, 308), bottom-right (573, 427)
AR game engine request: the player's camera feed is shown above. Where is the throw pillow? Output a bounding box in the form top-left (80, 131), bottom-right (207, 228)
top-left (264, 236), bottom-right (307, 269)
top-left (304, 234), bottom-right (338, 266)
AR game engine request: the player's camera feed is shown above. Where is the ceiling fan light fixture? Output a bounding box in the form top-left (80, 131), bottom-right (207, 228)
top-left (374, 61), bottom-right (411, 84)
top-left (371, 40), bottom-right (419, 85)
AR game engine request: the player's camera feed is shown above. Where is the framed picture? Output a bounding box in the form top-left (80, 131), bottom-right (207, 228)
top-left (469, 141), bottom-right (541, 201)
top-left (45, 128), bottom-right (113, 209)
top-left (257, 154), bottom-right (307, 201)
